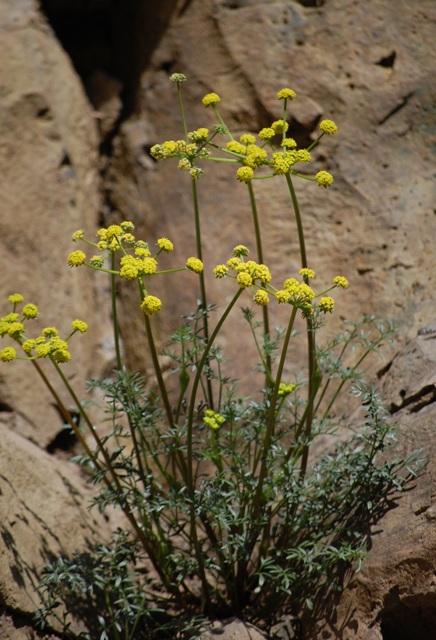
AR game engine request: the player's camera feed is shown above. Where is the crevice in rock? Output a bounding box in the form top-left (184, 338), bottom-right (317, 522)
top-left (376, 50), bottom-right (396, 69)
top-left (39, 0), bottom-right (180, 128)
top-left (46, 406), bottom-right (80, 454)
top-left (380, 588), bottom-right (436, 640)
top-left (389, 384), bottom-right (436, 415)
top-left (295, 0), bottom-right (325, 6)
top-left (378, 91), bottom-right (414, 126)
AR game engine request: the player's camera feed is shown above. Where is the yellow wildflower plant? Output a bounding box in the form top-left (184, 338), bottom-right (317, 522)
top-left (271, 119), bottom-right (289, 135)
top-left (275, 290), bottom-right (291, 304)
top-left (226, 141), bottom-right (247, 156)
top-left (295, 149), bottom-right (311, 164)
top-left (226, 257), bottom-right (241, 269)
top-left (178, 158), bottom-right (191, 171)
top-left (121, 221), bottom-right (135, 232)
top-left (237, 272), bottom-right (253, 289)
top-left (278, 382), bottom-right (297, 397)
top-left (7, 322), bottom-right (25, 338)
top-left (188, 128), bottom-right (209, 142)
top-left (258, 127), bottom-right (275, 140)
top-left (240, 133), bottom-right (256, 145)
top-left (244, 145), bottom-right (268, 169)
top-left (72, 230), bottom-right (84, 242)
top-left (281, 138), bottom-right (297, 149)
top-left (232, 245), bottom-right (249, 257)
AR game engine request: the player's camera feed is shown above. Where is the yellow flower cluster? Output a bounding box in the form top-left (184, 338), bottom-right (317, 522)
top-left (315, 171), bottom-right (334, 188)
top-left (202, 92), bottom-right (221, 107)
top-left (150, 134), bottom-right (210, 178)
top-left (319, 296), bottom-right (335, 313)
top-left (188, 128), bottom-right (209, 142)
top-left (334, 275), bottom-right (349, 288)
top-left (141, 295), bottom-right (162, 316)
top-left (153, 77), bottom-right (339, 187)
top-left (272, 151), bottom-right (298, 175)
top-left (213, 247), bottom-right (348, 316)
top-left (186, 257), bottom-right (204, 274)
top-left (68, 223), bottom-right (203, 316)
top-left (0, 295), bottom-right (88, 364)
top-left (277, 88), bottom-right (297, 101)
top-left (244, 145), bottom-right (268, 169)
top-left (278, 382), bottom-right (297, 397)
top-left (320, 119), bottom-right (338, 135)
top-left (203, 409), bottom-right (225, 430)
top-left (237, 166), bottom-right (254, 183)
top-left (226, 141), bottom-right (247, 156)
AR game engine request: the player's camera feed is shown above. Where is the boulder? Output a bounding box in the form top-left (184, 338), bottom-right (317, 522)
top-left (0, 424), bottom-right (118, 637)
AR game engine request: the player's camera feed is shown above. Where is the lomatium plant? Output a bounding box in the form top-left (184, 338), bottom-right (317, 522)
top-left (1, 75), bottom-right (423, 640)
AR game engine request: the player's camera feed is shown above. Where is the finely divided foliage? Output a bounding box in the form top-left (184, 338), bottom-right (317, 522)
top-left (1, 77), bottom-right (424, 639)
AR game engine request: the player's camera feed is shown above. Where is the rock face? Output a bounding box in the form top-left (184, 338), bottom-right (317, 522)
top-left (0, 0), bottom-right (114, 449)
top-left (0, 0), bottom-right (436, 638)
top-left (0, 424), bottom-right (118, 639)
top-left (302, 329), bottom-right (436, 640)
top-left (102, 0), bottom-right (436, 385)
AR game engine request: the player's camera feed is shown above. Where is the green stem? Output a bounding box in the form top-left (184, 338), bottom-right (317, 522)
top-left (237, 306), bottom-right (298, 597)
top-left (185, 288), bottom-right (243, 610)
top-left (285, 173), bottom-right (318, 479)
top-left (177, 82), bottom-right (188, 140)
top-left (111, 252), bottom-right (123, 371)
top-left (32, 358), bottom-right (183, 604)
top-left (191, 176), bottom-right (214, 409)
top-left (212, 105), bottom-right (234, 139)
top-left (247, 181), bottom-right (272, 386)
top-left (143, 314), bottom-right (174, 429)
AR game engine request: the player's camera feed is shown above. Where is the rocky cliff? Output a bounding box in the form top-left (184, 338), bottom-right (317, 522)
top-left (0, 0), bottom-right (435, 637)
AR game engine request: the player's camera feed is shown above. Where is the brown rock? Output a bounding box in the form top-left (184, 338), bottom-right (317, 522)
top-left (0, 0), bottom-right (114, 448)
top-left (104, 0), bottom-right (436, 386)
top-left (0, 424), bottom-right (117, 616)
top-left (302, 332), bottom-right (436, 639)
top-left (201, 617), bottom-right (268, 640)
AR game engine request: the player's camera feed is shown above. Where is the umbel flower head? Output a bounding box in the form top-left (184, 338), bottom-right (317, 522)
top-left (315, 171), bottom-right (334, 188)
top-left (203, 409), bottom-right (225, 430)
top-left (0, 294), bottom-right (87, 365)
top-left (202, 92), bottom-right (221, 107)
top-left (141, 295), bottom-right (162, 316)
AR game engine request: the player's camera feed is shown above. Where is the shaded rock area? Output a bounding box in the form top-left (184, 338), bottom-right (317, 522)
top-left (0, 424), bottom-right (120, 639)
top-left (0, 0), bottom-right (435, 638)
top-left (301, 331), bottom-right (436, 639)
